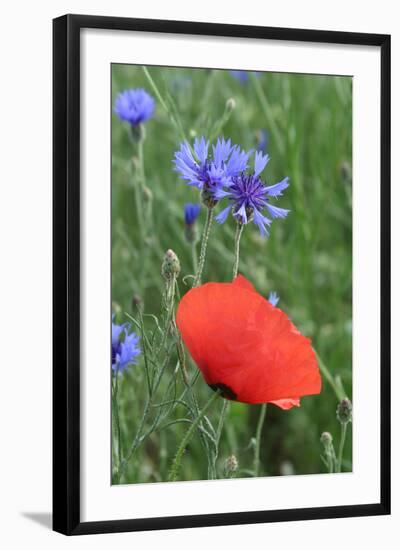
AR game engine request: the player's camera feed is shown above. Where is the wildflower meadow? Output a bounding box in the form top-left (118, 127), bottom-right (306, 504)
top-left (111, 65), bottom-right (352, 485)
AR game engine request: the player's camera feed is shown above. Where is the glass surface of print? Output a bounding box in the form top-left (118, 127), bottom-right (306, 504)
top-left (111, 65), bottom-right (352, 485)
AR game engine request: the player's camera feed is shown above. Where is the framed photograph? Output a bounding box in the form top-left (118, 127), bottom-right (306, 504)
top-left (53, 14), bottom-right (391, 535)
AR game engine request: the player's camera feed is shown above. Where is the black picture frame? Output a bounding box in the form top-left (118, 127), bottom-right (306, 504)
top-left (53, 14), bottom-right (391, 536)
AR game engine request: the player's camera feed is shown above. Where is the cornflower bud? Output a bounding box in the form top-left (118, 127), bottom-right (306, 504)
top-left (336, 398), bottom-right (352, 425)
top-left (161, 249), bottom-right (181, 281)
top-left (320, 431), bottom-right (333, 447)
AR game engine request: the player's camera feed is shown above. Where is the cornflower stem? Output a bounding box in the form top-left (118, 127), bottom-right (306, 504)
top-left (328, 442), bottom-right (336, 474)
top-left (135, 132), bottom-right (154, 288)
top-left (326, 450), bottom-right (333, 474)
top-left (254, 403), bottom-right (267, 477)
top-left (156, 275), bottom-right (176, 356)
top-left (336, 422), bottom-right (348, 473)
top-left (191, 242), bottom-right (198, 275)
top-left (232, 222), bottom-right (244, 279)
top-left (321, 436), bottom-right (336, 473)
top-left (168, 390), bottom-right (221, 482)
top-left (142, 66), bottom-right (187, 142)
top-left (116, 277), bottom-right (177, 483)
top-left (116, 397), bottom-right (151, 483)
top-left (193, 208), bottom-right (213, 287)
top-left (131, 150), bottom-right (145, 244)
top-left (111, 373), bottom-right (122, 468)
top-left (137, 134), bottom-right (145, 188)
top-left (116, 344), bottom-right (176, 483)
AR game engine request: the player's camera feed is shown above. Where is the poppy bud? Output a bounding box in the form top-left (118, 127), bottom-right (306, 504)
top-left (336, 398), bottom-right (352, 425)
top-left (161, 249), bottom-right (181, 281)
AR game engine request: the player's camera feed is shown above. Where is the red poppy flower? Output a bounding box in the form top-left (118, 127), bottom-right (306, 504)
top-left (176, 275), bottom-right (321, 409)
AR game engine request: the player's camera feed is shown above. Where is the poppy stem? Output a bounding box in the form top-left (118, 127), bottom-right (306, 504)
top-left (210, 400), bottom-right (229, 479)
top-left (193, 208), bottom-right (213, 287)
top-left (232, 222), bottom-right (244, 279)
top-left (168, 390), bottom-right (221, 482)
top-left (254, 403), bottom-right (267, 477)
top-left (314, 350), bottom-right (346, 401)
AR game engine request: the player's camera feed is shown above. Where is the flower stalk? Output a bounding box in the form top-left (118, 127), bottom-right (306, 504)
top-left (168, 389), bottom-right (221, 482)
top-left (111, 373), bottom-right (123, 471)
top-left (232, 222), bottom-right (244, 279)
top-left (254, 403), bottom-right (267, 477)
top-left (193, 208), bottom-right (213, 287)
top-left (336, 422), bottom-right (348, 473)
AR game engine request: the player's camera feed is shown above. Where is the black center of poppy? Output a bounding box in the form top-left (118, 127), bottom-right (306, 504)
top-left (208, 383), bottom-right (237, 401)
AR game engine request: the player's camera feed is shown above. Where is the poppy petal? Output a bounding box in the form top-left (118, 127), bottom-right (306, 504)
top-left (176, 277), bottom-right (321, 405)
top-left (232, 274), bottom-right (256, 292)
top-left (270, 398), bottom-right (300, 410)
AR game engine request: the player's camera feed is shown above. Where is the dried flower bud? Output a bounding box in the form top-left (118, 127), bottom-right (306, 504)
top-left (336, 398), bottom-right (352, 425)
top-left (226, 97), bottom-right (236, 112)
top-left (320, 431), bottom-right (333, 447)
top-left (280, 460), bottom-right (294, 476)
top-left (132, 293), bottom-right (143, 311)
top-left (161, 249), bottom-right (181, 281)
top-left (225, 454), bottom-right (238, 474)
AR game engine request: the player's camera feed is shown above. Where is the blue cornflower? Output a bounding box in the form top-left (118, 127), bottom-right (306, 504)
top-left (174, 137), bottom-right (249, 207)
top-left (215, 151), bottom-right (290, 236)
top-left (114, 89), bottom-right (155, 126)
top-left (112, 318), bottom-right (141, 373)
top-left (268, 291), bottom-right (280, 307)
top-left (229, 70), bottom-right (261, 84)
top-left (184, 203), bottom-right (201, 226)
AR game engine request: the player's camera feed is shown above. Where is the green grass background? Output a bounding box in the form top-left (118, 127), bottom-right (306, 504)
top-left (111, 64), bottom-right (352, 483)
